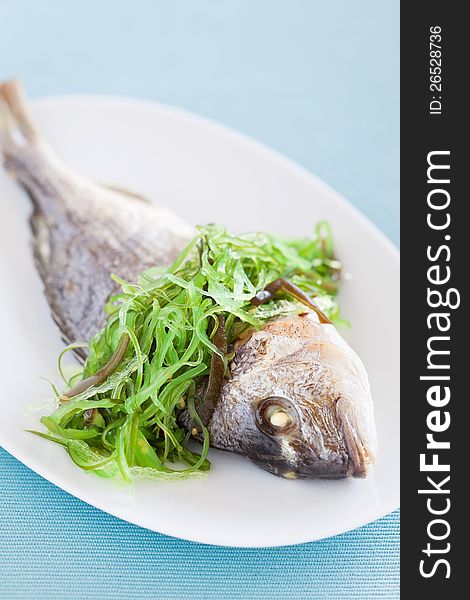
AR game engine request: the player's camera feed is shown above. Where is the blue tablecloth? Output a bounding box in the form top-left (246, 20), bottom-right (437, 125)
top-left (0, 1), bottom-right (399, 598)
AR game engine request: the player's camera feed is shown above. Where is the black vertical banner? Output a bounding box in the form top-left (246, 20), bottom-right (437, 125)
top-left (401, 3), bottom-right (465, 595)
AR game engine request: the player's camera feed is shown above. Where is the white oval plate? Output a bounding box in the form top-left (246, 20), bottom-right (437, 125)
top-left (0, 96), bottom-right (399, 547)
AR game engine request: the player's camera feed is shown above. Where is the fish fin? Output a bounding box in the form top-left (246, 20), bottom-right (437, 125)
top-left (0, 80), bottom-right (44, 176)
top-left (0, 80), bottom-right (39, 143)
top-left (1, 80), bottom-right (152, 209)
top-left (0, 92), bottom-right (16, 150)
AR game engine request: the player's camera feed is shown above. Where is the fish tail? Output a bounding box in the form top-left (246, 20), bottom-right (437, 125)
top-left (0, 88), bottom-right (15, 151)
top-left (0, 79), bottom-right (43, 179)
top-left (0, 79), bottom-right (40, 147)
top-left (0, 79), bottom-right (67, 211)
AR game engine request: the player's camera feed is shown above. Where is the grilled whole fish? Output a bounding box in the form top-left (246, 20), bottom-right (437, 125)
top-left (0, 80), bottom-right (377, 479)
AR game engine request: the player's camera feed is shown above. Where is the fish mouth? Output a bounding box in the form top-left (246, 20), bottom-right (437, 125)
top-left (241, 433), bottom-right (355, 480)
top-left (239, 396), bottom-right (373, 480)
top-left (247, 449), bottom-right (351, 480)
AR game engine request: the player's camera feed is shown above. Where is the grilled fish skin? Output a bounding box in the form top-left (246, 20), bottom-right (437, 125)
top-left (1, 80), bottom-right (377, 479)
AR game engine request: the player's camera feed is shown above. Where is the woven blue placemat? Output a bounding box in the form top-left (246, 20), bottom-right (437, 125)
top-left (0, 449), bottom-right (399, 599)
top-left (1, 1), bottom-right (399, 598)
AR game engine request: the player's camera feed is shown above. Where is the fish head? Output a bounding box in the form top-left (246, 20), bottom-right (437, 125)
top-left (210, 313), bottom-right (377, 479)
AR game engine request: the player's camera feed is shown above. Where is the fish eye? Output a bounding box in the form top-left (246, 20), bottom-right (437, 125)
top-left (255, 396), bottom-right (299, 436)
